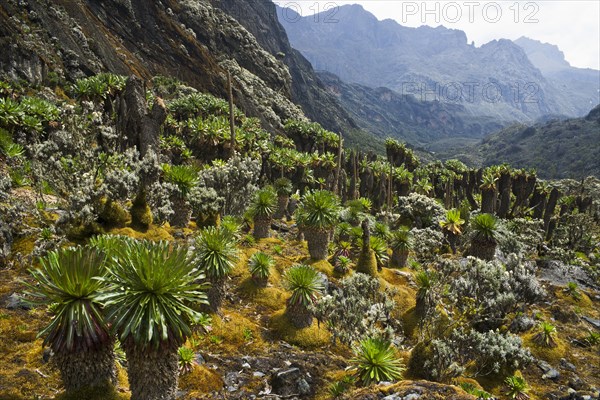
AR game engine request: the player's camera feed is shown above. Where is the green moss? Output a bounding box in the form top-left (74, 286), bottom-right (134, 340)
top-left (454, 376), bottom-right (485, 393)
top-left (115, 365), bottom-right (129, 391)
top-left (230, 250), bottom-right (251, 280)
top-left (234, 250), bottom-right (285, 306)
top-left (475, 373), bottom-right (510, 398)
top-left (201, 311), bottom-right (266, 353)
top-left (380, 267), bottom-right (413, 287)
top-left (13, 329), bottom-right (36, 343)
top-left (269, 309), bottom-right (331, 349)
top-left (110, 225), bottom-right (174, 242)
top-left (272, 255), bottom-right (295, 276)
top-left (0, 331), bottom-right (62, 399)
top-left (575, 251), bottom-right (590, 263)
top-left (66, 221), bottom-right (104, 242)
top-left (406, 341), bottom-right (431, 379)
top-left (11, 235), bottom-right (36, 256)
top-left (38, 209), bottom-right (59, 223)
top-left (255, 237), bottom-right (284, 252)
top-left (308, 259), bottom-right (335, 276)
top-left (238, 278), bottom-right (288, 311)
top-left (129, 192), bottom-right (152, 230)
top-left (356, 249), bottom-right (378, 277)
top-left (402, 307), bottom-right (419, 340)
top-left (196, 212), bottom-right (220, 228)
top-left (555, 287), bottom-right (594, 309)
top-left (393, 285), bottom-right (416, 311)
top-left (314, 369), bottom-right (353, 400)
top-left (179, 365), bottom-right (223, 395)
top-left (98, 198), bottom-right (130, 228)
top-left (523, 333), bottom-right (568, 364)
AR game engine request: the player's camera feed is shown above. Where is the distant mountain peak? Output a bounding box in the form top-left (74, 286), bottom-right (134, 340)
top-left (340, 3), bottom-right (366, 11)
top-left (514, 36), bottom-right (571, 73)
top-left (330, 3), bottom-right (378, 22)
top-left (586, 104), bottom-right (600, 122)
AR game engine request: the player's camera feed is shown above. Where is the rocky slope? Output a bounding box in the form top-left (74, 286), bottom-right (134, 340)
top-left (515, 37), bottom-right (600, 117)
top-left (0, 0), bottom-right (392, 152)
top-left (279, 4), bottom-right (598, 123)
top-left (317, 71), bottom-right (505, 146)
top-left (209, 0), bottom-right (377, 150)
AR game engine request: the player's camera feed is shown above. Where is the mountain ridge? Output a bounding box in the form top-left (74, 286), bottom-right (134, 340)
top-left (316, 70), bottom-right (506, 146)
top-left (278, 3), bottom-right (599, 122)
top-left (515, 36), bottom-right (600, 116)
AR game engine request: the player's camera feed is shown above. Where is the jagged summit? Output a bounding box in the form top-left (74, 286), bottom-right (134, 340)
top-left (279, 3), bottom-right (599, 121)
top-left (515, 36), bottom-right (572, 73)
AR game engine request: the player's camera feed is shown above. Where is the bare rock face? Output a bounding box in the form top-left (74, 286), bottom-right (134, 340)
top-left (178, 0), bottom-right (292, 97)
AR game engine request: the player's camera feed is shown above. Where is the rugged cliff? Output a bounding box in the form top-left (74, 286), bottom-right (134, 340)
top-left (515, 37), bottom-right (600, 117)
top-left (210, 0), bottom-right (364, 143)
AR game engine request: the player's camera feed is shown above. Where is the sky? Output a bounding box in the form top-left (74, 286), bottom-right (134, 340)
top-left (276, 1), bottom-right (600, 70)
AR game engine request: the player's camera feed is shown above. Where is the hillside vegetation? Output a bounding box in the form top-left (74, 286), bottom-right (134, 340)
top-left (0, 73), bottom-right (599, 400)
top-left (440, 105), bottom-right (600, 179)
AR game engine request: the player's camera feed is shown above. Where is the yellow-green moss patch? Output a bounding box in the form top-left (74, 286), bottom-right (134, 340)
top-left (385, 282), bottom-right (416, 311)
top-left (313, 369), bottom-right (353, 400)
top-left (129, 194), bottom-right (152, 230)
top-left (11, 235), bottom-right (36, 257)
top-left (98, 198), bottom-right (130, 228)
top-left (238, 278), bottom-right (288, 311)
top-left (356, 249), bottom-right (378, 277)
top-left (55, 384), bottom-right (130, 400)
top-left (203, 311), bottom-right (265, 353)
top-left (555, 287), bottom-right (594, 309)
top-left (115, 364), bottom-right (129, 391)
top-left (255, 237), bottom-right (284, 253)
top-left (109, 224), bottom-right (174, 242)
top-left (231, 249), bottom-right (251, 280)
top-left (308, 259), bottom-right (335, 276)
top-left (523, 333), bottom-right (568, 364)
top-left (179, 365), bottom-right (223, 395)
top-left (402, 307), bottom-right (419, 340)
top-left (269, 309), bottom-right (331, 349)
top-left (380, 267), bottom-right (413, 287)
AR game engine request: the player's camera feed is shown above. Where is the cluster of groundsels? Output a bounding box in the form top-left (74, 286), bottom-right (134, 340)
top-left (0, 73), bottom-right (599, 399)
